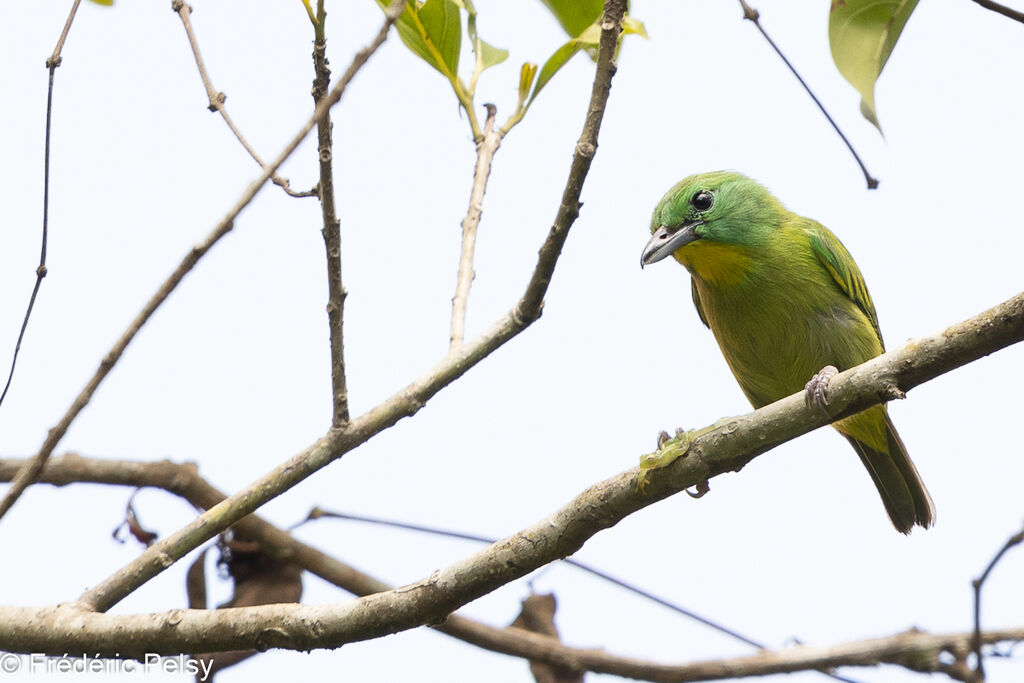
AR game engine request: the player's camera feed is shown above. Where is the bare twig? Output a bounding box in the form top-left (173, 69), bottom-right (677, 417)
top-left (450, 103), bottom-right (501, 350)
top-left (971, 0), bottom-right (1024, 24)
top-left (172, 0), bottom-right (316, 198)
top-left (971, 521), bottom-right (1024, 680)
top-left (737, 0), bottom-right (879, 190)
top-left (514, 8), bottom-right (624, 322)
top-left (71, 0), bottom-right (623, 613)
top-left (0, 5), bottom-right (402, 524)
top-left (0, 0), bottom-right (84, 412)
top-left (311, 0), bottom-right (350, 426)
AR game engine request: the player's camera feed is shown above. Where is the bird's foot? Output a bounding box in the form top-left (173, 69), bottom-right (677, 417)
top-left (804, 365), bottom-right (838, 416)
top-left (686, 480), bottom-right (711, 499)
top-left (638, 428), bottom-right (692, 492)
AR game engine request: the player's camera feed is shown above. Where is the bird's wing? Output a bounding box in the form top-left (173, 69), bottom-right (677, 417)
top-left (806, 222), bottom-right (884, 346)
top-left (690, 277), bottom-right (710, 328)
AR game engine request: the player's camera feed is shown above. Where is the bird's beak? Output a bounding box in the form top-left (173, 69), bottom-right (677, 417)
top-left (640, 221), bottom-right (702, 268)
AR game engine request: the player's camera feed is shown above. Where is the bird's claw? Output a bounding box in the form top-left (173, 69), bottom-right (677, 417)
top-left (655, 428), bottom-right (686, 450)
top-left (804, 365), bottom-right (838, 416)
top-left (686, 480), bottom-right (710, 499)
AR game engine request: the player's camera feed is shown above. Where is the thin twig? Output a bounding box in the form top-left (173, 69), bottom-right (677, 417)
top-left (48, 0), bottom-right (82, 66)
top-left (172, 1), bottom-right (316, 199)
top-left (737, 0), bottom-right (879, 190)
top-left (0, 4), bottom-right (403, 524)
top-left (0, 0), bottom-right (84, 411)
top-left (971, 0), bottom-right (1024, 24)
top-left (971, 522), bottom-right (1024, 680)
top-left (298, 507), bottom-right (862, 683)
top-left (312, 0), bottom-right (350, 426)
top-left (450, 103), bottom-right (501, 350)
top-left (72, 0), bottom-right (623, 614)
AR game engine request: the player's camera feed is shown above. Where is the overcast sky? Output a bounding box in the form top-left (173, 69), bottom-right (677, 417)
top-left (2, 1), bottom-right (1023, 682)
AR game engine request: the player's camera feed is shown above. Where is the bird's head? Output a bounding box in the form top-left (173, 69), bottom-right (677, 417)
top-left (640, 171), bottom-right (782, 268)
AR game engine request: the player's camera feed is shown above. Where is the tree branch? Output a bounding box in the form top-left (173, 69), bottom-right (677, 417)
top-left (450, 103), bottom-right (501, 350)
top-left (172, 0), bottom-right (316, 198)
top-left (4, 288), bottom-right (1023, 659)
top-left (0, 3), bottom-right (402, 524)
top-left (69, 0), bottom-right (626, 613)
top-left (0, 590), bottom-right (1021, 682)
top-left (73, 288), bottom-right (1024, 632)
top-left (0, 455), bottom-right (846, 683)
top-left (515, 7), bottom-right (622, 322)
top-left (311, 0), bottom-right (351, 426)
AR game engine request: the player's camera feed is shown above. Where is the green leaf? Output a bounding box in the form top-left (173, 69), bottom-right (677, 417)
top-left (538, 0), bottom-right (603, 38)
top-left (88, 0), bottom-right (114, 5)
top-left (527, 22), bottom-right (601, 105)
top-left (622, 16), bottom-right (648, 38)
top-left (378, 0), bottom-right (462, 79)
top-left (828, 0), bottom-right (919, 131)
top-left (419, 0), bottom-right (462, 76)
top-left (477, 38), bottom-right (509, 71)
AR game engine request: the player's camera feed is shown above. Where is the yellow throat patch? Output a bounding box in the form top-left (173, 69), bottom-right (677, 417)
top-left (673, 241), bottom-right (751, 287)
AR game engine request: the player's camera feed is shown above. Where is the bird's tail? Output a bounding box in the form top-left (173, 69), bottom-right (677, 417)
top-left (840, 409), bottom-right (935, 534)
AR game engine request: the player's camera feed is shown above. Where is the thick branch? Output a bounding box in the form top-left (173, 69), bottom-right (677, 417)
top-left (311, 1), bottom-right (351, 426)
top-left (4, 290), bottom-right (1024, 659)
top-left (0, 3), bottom-right (402, 525)
top-left (450, 103), bottom-right (501, 350)
top-left (70, 0), bottom-right (626, 613)
top-left (0, 597), bottom-right (1020, 681)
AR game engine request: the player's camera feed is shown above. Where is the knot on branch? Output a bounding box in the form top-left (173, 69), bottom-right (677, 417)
top-left (575, 141), bottom-right (597, 159)
top-left (255, 626), bottom-right (289, 652)
top-left (206, 92), bottom-right (226, 112)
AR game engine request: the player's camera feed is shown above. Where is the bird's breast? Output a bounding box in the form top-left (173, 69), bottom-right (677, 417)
top-left (692, 271), bottom-right (882, 408)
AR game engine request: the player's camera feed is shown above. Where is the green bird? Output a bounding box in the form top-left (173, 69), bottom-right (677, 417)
top-left (640, 171), bottom-right (934, 533)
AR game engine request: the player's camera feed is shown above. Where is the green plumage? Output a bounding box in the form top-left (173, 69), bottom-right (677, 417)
top-left (641, 171), bottom-right (934, 533)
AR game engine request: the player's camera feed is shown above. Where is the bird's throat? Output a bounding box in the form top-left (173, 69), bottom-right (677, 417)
top-left (674, 241), bottom-right (752, 288)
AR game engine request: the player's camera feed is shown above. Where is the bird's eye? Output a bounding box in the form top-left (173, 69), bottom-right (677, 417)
top-left (692, 191), bottom-right (714, 212)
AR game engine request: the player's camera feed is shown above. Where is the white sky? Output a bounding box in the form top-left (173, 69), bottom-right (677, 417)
top-left (1, 1), bottom-right (1023, 682)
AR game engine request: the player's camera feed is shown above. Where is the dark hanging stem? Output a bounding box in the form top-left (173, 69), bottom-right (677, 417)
top-left (738, 0), bottom-right (879, 190)
top-left (0, 0), bottom-right (85, 410)
top-left (971, 0), bottom-right (1024, 25)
